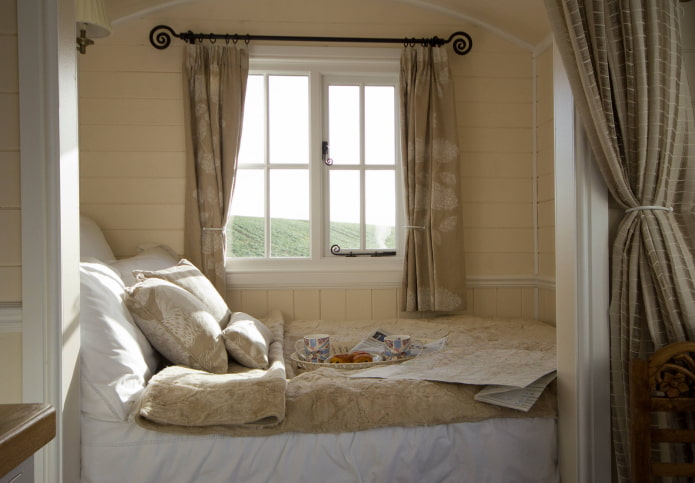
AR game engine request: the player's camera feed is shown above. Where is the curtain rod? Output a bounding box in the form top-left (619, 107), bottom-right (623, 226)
top-left (149, 25), bottom-right (473, 55)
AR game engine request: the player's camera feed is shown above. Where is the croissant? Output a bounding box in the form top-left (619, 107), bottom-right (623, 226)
top-left (329, 353), bottom-right (353, 364)
top-left (328, 351), bottom-right (374, 364)
top-left (351, 351), bottom-right (373, 363)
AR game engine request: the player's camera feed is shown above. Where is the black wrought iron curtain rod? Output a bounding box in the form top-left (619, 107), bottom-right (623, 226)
top-left (149, 25), bottom-right (473, 55)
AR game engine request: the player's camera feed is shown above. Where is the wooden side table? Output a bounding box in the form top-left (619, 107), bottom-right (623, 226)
top-left (0, 404), bottom-right (56, 483)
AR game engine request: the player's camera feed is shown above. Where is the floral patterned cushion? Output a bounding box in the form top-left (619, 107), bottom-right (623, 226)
top-left (126, 278), bottom-right (228, 374)
top-left (135, 259), bottom-right (231, 328)
top-left (222, 312), bottom-right (274, 369)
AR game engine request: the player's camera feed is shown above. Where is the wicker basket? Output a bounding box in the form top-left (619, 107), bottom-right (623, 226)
top-left (290, 340), bottom-right (423, 371)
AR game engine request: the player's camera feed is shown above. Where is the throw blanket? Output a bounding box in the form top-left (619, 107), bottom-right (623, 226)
top-left (135, 314), bottom-right (557, 436)
top-left (136, 310), bottom-right (287, 429)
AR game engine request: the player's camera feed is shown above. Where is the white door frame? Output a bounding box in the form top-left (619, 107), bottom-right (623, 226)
top-left (18, 0), bottom-right (81, 482)
top-left (553, 44), bottom-right (612, 482)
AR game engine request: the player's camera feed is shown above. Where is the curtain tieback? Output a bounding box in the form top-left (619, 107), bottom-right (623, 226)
top-left (625, 205), bottom-right (673, 214)
top-left (202, 227), bottom-right (225, 231)
top-left (404, 225), bottom-right (425, 230)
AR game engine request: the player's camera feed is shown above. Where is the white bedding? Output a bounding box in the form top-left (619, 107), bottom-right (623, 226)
top-left (81, 415), bottom-right (558, 483)
top-left (79, 219), bottom-right (558, 482)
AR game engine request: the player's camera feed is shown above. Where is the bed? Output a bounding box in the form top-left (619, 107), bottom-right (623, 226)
top-left (79, 215), bottom-right (558, 483)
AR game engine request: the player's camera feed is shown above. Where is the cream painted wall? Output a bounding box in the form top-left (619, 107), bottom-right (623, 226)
top-left (536, 44), bottom-right (556, 323)
top-left (0, 0), bottom-right (22, 404)
top-left (0, 332), bottom-right (21, 403)
top-left (78, 0), bottom-right (551, 321)
top-left (0, 0), bottom-right (21, 304)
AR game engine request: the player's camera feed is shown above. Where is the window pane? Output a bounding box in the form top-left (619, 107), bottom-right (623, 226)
top-left (365, 86), bottom-right (395, 166)
top-left (329, 85), bottom-right (360, 165)
top-left (269, 76), bottom-right (308, 165)
top-left (270, 169), bottom-right (310, 257)
top-left (228, 169), bottom-right (265, 257)
top-left (238, 75), bottom-right (264, 165)
top-left (365, 170), bottom-right (396, 249)
top-left (329, 170), bottom-right (361, 249)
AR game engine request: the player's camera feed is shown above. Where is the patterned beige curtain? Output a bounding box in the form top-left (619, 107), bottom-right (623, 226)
top-left (399, 46), bottom-right (467, 312)
top-left (545, 1), bottom-right (695, 480)
top-left (183, 44), bottom-right (248, 295)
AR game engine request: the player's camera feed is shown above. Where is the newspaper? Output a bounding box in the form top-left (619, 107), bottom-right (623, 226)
top-left (349, 327), bottom-right (448, 356)
top-left (349, 344), bottom-right (556, 411)
top-left (474, 371), bottom-right (557, 412)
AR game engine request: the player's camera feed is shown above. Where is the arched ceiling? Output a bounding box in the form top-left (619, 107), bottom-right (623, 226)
top-left (105, 0), bottom-right (551, 48)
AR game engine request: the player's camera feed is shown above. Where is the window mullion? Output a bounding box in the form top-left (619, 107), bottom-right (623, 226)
top-left (310, 70), bottom-right (324, 260)
top-left (264, 74), bottom-right (271, 258)
top-left (359, 83), bottom-right (367, 250)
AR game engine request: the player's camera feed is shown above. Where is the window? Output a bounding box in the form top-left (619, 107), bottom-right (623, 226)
top-left (226, 49), bottom-right (403, 284)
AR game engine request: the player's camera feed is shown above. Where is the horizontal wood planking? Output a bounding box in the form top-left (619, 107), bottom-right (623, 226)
top-left (535, 46), bottom-right (555, 286)
top-left (0, 93), bottom-right (19, 150)
top-left (0, 267), bottom-right (21, 302)
top-left (0, 18), bottom-right (19, 305)
top-left (0, 332), bottom-right (22, 403)
top-left (226, 284), bottom-right (548, 322)
top-left (0, 152), bottom-right (20, 208)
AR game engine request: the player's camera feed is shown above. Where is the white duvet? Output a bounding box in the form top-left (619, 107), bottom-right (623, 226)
top-left (82, 415), bottom-right (558, 483)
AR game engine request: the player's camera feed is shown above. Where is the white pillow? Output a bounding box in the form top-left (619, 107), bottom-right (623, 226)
top-left (125, 278), bottom-right (228, 374)
top-left (134, 259), bottom-right (231, 329)
top-left (80, 262), bottom-right (159, 422)
top-left (222, 312), bottom-right (274, 369)
top-left (80, 215), bottom-right (116, 263)
top-left (109, 245), bottom-right (179, 286)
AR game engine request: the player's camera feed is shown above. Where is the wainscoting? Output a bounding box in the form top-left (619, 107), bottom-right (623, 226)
top-left (227, 278), bottom-right (556, 324)
top-left (0, 302), bottom-right (22, 403)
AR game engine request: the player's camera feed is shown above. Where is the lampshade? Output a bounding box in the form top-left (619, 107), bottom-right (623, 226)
top-left (76, 0), bottom-right (111, 40)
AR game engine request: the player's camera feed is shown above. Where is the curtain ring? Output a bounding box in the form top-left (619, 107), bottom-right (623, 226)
top-left (209, 35), bottom-right (216, 44)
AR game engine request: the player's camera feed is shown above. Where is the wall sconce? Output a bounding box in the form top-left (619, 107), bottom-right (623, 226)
top-left (76, 0), bottom-right (111, 54)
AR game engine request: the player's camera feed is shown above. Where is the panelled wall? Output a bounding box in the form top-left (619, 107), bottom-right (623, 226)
top-left (78, 0), bottom-right (555, 323)
top-left (0, 0), bottom-right (22, 403)
top-left (535, 45), bottom-right (556, 323)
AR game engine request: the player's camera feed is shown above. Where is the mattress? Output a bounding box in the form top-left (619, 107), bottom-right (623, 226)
top-left (81, 415), bottom-right (558, 483)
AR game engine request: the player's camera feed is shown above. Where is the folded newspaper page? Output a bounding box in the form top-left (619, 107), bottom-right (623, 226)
top-left (350, 348), bottom-right (555, 387)
top-left (346, 329), bottom-right (556, 412)
top-left (474, 371), bottom-right (557, 412)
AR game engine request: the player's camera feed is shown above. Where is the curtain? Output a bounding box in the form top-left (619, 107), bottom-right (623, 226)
top-left (182, 44), bottom-right (249, 295)
top-left (399, 46), bottom-right (467, 312)
top-left (544, 1), bottom-right (695, 480)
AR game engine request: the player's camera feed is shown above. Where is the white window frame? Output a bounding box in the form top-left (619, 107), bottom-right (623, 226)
top-left (227, 46), bottom-right (404, 289)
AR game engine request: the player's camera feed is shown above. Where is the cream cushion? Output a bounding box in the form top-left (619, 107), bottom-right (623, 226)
top-left (222, 312), bottom-right (275, 369)
top-left (109, 245), bottom-right (179, 286)
top-left (126, 278), bottom-right (228, 374)
top-left (135, 259), bottom-right (231, 329)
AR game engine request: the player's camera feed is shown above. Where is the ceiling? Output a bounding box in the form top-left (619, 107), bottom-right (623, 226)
top-left (105, 0), bottom-right (551, 48)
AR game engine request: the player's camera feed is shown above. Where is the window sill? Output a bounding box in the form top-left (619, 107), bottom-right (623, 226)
top-left (226, 257), bottom-right (403, 289)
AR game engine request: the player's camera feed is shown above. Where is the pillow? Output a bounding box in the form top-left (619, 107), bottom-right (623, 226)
top-left (80, 215), bottom-right (116, 262)
top-left (222, 312), bottom-right (274, 369)
top-left (134, 259), bottom-right (231, 329)
top-left (80, 261), bottom-right (159, 421)
top-left (109, 245), bottom-right (179, 286)
top-left (125, 278), bottom-right (228, 374)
